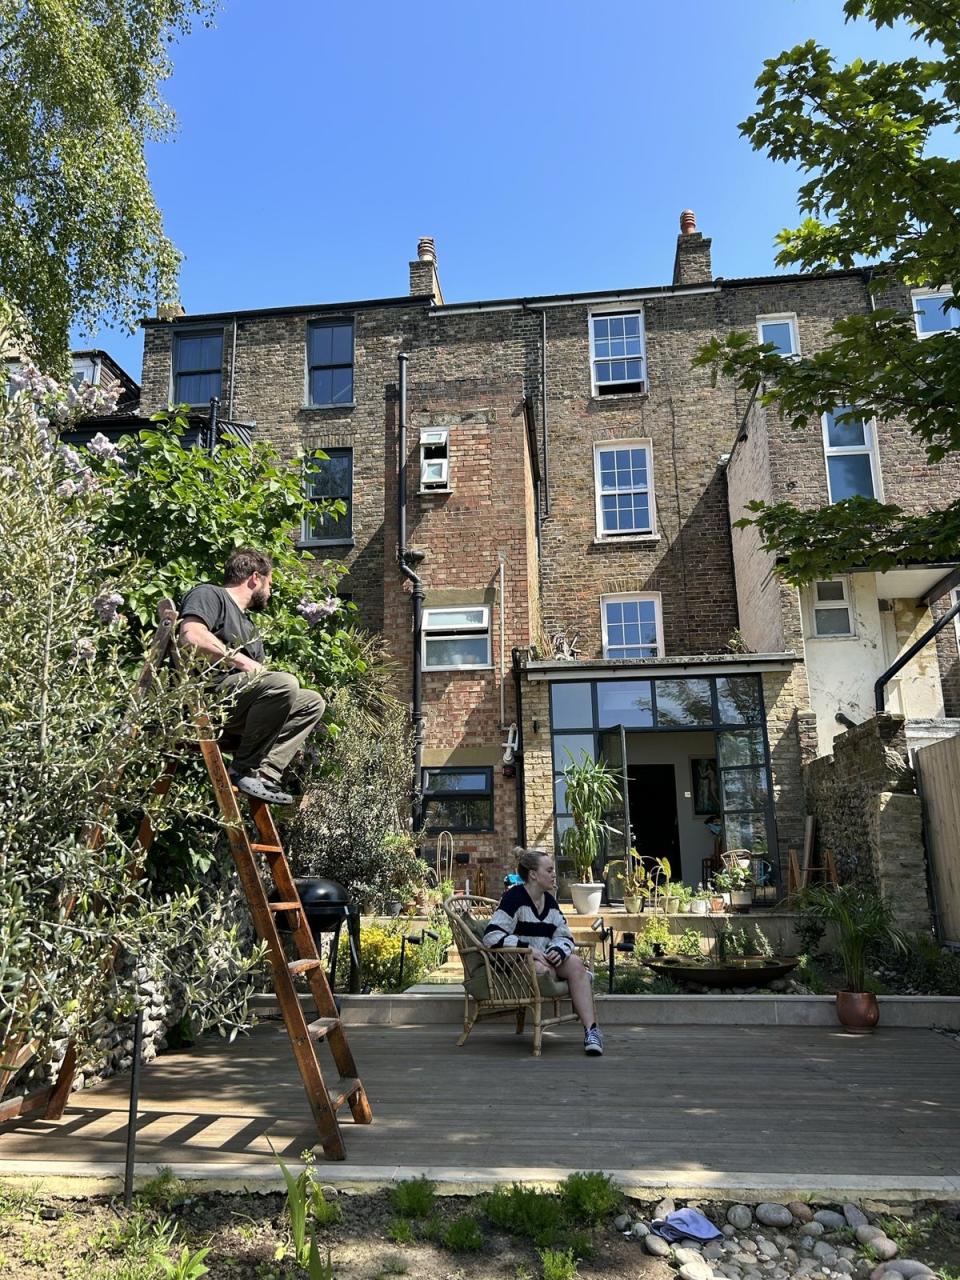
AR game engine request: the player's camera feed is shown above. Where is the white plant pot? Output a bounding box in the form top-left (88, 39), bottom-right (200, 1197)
top-left (730, 889), bottom-right (753, 911)
top-left (691, 899), bottom-right (709, 916)
top-left (570, 883), bottom-right (604, 915)
top-left (679, 901), bottom-right (691, 913)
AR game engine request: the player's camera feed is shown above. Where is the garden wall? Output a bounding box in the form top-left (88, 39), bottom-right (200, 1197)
top-left (802, 714), bottom-right (931, 933)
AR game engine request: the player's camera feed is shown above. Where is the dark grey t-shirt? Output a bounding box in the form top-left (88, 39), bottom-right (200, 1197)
top-left (180, 583), bottom-right (265, 674)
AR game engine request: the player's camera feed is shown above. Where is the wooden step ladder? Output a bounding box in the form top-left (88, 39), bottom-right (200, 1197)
top-left (0, 600), bottom-right (372, 1160)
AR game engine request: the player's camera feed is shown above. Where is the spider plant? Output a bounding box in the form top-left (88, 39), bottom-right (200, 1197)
top-left (798, 883), bottom-right (905, 992)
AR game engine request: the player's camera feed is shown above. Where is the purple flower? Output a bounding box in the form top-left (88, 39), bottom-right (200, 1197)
top-left (297, 595), bottom-right (340, 627)
top-left (87, 432), bottom-right (122, 462)
top-left (56, 479), bottom-right (78, 499)
top-left (73, 637), bottom-right (97, 661)
top-left (59, 445), bottom-right (84, 473)
top-left (94, 591), bottom-right (124, 625)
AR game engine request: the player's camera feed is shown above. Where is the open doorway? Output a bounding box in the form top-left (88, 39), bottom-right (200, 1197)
top-left (627, 764), bottom-right (680, 866)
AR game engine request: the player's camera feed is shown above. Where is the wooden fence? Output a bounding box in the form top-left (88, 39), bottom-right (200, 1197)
top-left (915, 735), bottom-right (960, 945)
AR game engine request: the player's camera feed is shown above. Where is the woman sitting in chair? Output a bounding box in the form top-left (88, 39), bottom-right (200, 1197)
top-left (483, 847), bottom-right (603, 1056)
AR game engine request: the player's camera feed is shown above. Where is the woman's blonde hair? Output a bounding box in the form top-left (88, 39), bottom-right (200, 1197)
top-left (514, 846), bottom-right (548, 883)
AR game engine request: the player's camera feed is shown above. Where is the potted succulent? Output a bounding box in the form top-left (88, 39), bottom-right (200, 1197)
top-left (561, 753), bottom-right (621, 915)
top-left (674, 883), bottom-right (694, 913)
top-left (798, 883), bottom-right (906, 1031)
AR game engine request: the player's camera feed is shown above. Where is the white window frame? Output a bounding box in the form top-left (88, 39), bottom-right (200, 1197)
top-left (810, 577), bottom-right (855, 639)
top-left (821, 407), bottom-right (883, 503)
top-left (756, 312), bottom-right (801, 359)
top-left (419, 428), bottom-right (450, 492)
top-left (422, 605), bottom-right (492, 671)
top-left (912, 288), bottom-right (960, 339)
top-left (593, 438), bottom-right (657, 539)
top-left (600, 591), bottom-right (664, 661)
top-left (588, 308), bottom-right (647, 397)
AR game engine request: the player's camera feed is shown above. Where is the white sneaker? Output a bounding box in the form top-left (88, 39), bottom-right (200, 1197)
top-left (229, 770), bottom-right (293, 805)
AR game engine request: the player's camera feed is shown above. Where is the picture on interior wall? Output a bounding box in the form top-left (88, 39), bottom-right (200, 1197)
top-left (691, 757), bottom-right (720, 815)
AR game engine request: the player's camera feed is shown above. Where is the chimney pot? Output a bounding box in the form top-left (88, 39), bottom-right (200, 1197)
top-left (680, 209), bottom-right (697, 235)
top-left (417, 236), bottom-right (437, 263)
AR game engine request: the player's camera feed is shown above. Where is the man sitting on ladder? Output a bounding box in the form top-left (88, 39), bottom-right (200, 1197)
top-left (179, 547), bottom-right (326, 805)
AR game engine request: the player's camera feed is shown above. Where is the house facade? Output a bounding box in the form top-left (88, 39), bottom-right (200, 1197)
top-left (135, 216), bottom-right (960, 899)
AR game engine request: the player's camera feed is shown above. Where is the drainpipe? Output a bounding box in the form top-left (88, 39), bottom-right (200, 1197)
top-left (875, 594), bottom-right (960, 713)
top-left (498, 554), bottom-right (507, 729)
top-left (228, 316), bottom-right (238, 419)
top-left (540, 308), bottom-right (550, 516)
top-left (397, 353), bottom-right (425, 826)
top-left (511, 647), bottom-right (527, 846)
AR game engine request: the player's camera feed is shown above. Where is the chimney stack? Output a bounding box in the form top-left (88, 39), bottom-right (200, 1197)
top-left (409, 236), bottom-right (444, 304)
top-left (672, 209), bottom-right (713, 286)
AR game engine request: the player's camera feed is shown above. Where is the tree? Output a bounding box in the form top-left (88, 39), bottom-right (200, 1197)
top-left (694, 0), bottom-right (960, 585)
top-left (0, 0), bottom-right (217, 370)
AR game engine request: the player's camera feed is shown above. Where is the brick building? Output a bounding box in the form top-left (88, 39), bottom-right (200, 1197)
top-left (135, 214), bottom-right (960, 897)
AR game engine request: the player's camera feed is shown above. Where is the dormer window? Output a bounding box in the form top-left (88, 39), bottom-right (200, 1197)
top-left (420, 428), bottom-right (450, 491)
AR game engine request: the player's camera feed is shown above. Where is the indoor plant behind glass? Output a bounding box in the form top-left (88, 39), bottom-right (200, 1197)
top-left (561, 752), bottom-right (621, 915)
top-left (798, 882), bottom-right (906, 1031)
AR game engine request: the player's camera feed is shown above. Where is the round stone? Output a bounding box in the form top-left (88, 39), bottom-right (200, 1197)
top-left (789, 1202), bottom-right (815, 1223)
top-left (814, 1211), bottom-right (847, 1230)
top-left (741, 1240), bottom-right (760, 1255)
top-left (801, 1222), bottom-right (825, 1238)
top-left (893, 1263), bottom-right (936, 1278)
top-left (758, 1241), bottom-right (780, 1260)
top-left (645, 1234), bottom-right (672, 1258)
top-left (813, 1243), bottom-right (839, 1265)
top-left (835, 1262), bottom-right (855, 1275)
top-left (735, 1253), bottom-right (758, 1267)
top-left (655, 1197), bottom-right (677, 1219)
top-left (843, 1205), bottom-right (869, 1229)
top-left (872, 1239), bottom-right (899, 1262)
top-left (723, 1225), bottom-right (738, 1238)
top-left (857, 1226), bottom-right (886, 1246)
top-left (614, 1213), bottom-right (631, 1232)
top-left (756, 1204), bottom-right (794, 1229)
top-left (705, 1242), bottom-right (725, 1261)
top-left (631, 1222), bottom-right (650, 1239)
top-left (680, 1261), bottom-right (712, 1280)
top-left (799, 1236), bottom-right (815, 1252)
top-left (677, 1247), bottom-right (707, 1267)
top-left (729, 1204), bottom-right (754, 1230)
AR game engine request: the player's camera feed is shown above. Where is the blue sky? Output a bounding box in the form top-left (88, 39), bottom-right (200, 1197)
top-left (79, 0), bottom-right (937, 382)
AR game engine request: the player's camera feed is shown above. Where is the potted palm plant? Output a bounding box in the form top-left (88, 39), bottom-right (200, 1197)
top-left (798, 883), bottom-right (906, 1031)
top-left (622, 850), bottom-right (647, 914)
top-left (561, 753), bottom-right (621, 915)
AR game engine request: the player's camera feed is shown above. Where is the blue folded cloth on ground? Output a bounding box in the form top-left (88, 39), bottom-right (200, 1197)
top-left (652, 1208), bottom-right (722, 1242)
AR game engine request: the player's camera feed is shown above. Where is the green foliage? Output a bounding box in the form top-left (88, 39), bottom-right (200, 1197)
top-left (692, 4), bottom-right (960, 582)
top-left (270, 1147), bottom-right (339, 1265)
top-left (483, 1184), bottom-right (566, 1249)
top-left (387, 1219), bottom-right (414, 1244)
top-left (0, 2), bottom-right (217, 369)
top-left (307, 1237), bottom-right (336, 1280)
top-left (675, 929), bottom-right (705, 958)
top-left (560, 754), bottom-right (621, 881)
top-left (557, 1172), bottom-right (621, 1227)
top-left (539, 1247), bottom-right (579, 1280)
top-left (440, 1215), bottom-right (485, 1252)
top-left (137, 1168), bottom-right (187, 1212)
top-left (374, 1254), bottom-right (409, 1276)
top-left (876, 930), bottom-right (960, 995)
top-left (0, 372), bottom-right (261, 1081)
top-left (635, 916), bottom-right (672, 958)
top-left (798, 883), bottom-right (905, 992)
top-left (289, 690), bottom-right (420, 911)
top-left (157, 1244), bottom-right (211, 1279)
top-left (390, 1177), bottom-right (436, 1220)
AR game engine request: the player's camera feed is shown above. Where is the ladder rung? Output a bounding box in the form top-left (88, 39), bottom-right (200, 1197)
top-left (269, 901), bottom-right (301, 913)
top-left (251, 843), bottom-right (283, 854)
top-left (328, 1077), bottom-right (361, 1110)
top-left (288, 959), bottom-right (323, 976)
top-left (307, 1017), bottom-right (338, 1040)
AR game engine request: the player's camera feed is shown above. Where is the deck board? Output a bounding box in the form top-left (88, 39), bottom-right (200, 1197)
top-left (1, 1022), bottom-right (959, 1179)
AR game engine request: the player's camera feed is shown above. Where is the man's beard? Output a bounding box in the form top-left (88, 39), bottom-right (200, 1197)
top-left (249, 586), bottom-right (269, 611)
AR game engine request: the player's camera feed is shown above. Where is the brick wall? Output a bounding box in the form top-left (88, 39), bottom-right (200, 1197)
top-left (802, 715), bottom-right (931, 931)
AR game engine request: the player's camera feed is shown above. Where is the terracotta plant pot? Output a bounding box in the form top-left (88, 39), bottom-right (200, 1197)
top-left (836, 990), bottom-right (880, 1032)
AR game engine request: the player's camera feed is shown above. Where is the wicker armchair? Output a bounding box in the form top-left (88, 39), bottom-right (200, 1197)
top-left (443, 894), bottom-right (591, 1057)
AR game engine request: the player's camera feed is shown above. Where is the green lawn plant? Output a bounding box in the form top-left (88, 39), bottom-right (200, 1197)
top-left (441, 1215), bottom-right (485, 1252)
top-left (560, 754), bottom-right (621, 883)
top-left (157, 1244), bottom-right (211, 1279)
top-left (390, 1177), bottom-right (436, 1219)
top-left (539, 1247), bottom-right (580, 1280)
top-left (558, 1172), bottom-right (621, 1226)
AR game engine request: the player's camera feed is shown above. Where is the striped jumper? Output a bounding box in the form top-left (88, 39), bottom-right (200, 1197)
top-left (482, 885), bottom-right (576, 958)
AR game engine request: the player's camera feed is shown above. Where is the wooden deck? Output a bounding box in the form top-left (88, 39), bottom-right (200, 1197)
top-left (2, 1021), bottom-right (960, 1193)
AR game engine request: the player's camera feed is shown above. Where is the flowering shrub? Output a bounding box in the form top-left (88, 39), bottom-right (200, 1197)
top-left (0, 371), bottom-right (263, 1091)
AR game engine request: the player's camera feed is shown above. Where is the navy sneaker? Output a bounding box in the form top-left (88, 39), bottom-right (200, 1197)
top-left (584, 1025), bottom-right (603, 1056)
